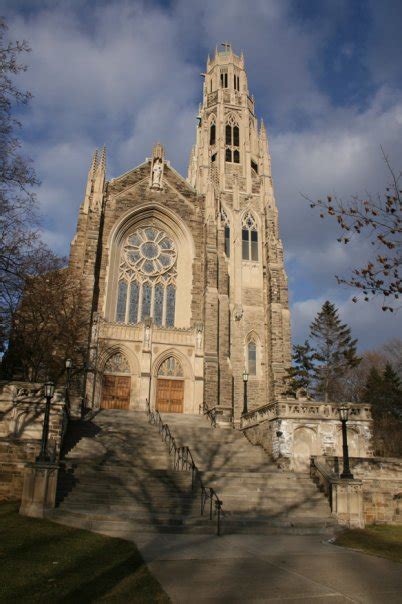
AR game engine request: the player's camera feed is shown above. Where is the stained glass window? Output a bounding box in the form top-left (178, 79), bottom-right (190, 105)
top-left (158, 356), bottom-right (183, 377)
top-left (116, 227), bottom-right (177, 327)
top-left (142, 283), bottom-right (151, 319)
top-left (128, 281), bottom-right (139, 323)
top-left (166, 284), bottom-right (176, 327)
top-left (116, 281), bottom-right (127, 322)
top-left (104, 353), bottom-right (130, 374)
top-left (154, 284), bottom-right (164, 326)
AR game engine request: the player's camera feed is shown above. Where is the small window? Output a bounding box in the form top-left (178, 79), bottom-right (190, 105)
top-left (225, 124), bottom-right (232, 145)
top-left (210, 79), bottom-right (213, 93)
top-left (210, 123), bottom-right (216, 146)
top-left (251, 160), bottom-right (258, 174)
top-left (233, 149), bottom-right (240, 164)
top-left (128, 281), bottom-right (139, 323)
top-left (224, 225), bottom-right (230, 257)
top-left (141, 283), bottom-right (151, 320)
top-left (233, 126), bottom-right (239, 147)
top-left (116, 280), bottom-right (128, 322)
top-left (225, 148), bottom-right (232, 162)
top-left (248, 341), bottom-right (257, 375)
top-left (242, 212), bottom-right (258, 261)
top-left (242, 229), bottom-right (249, 260)
top-left (166, 284), bottom-right (176, 327)
top-left (154, 284), bottom-right (164, 326)
top-left (220, 71), bottom-right (228, 88)
top-left (211, 153), bottom-right (217, 163)
top-left (251, 230), bottom-right (258, 261)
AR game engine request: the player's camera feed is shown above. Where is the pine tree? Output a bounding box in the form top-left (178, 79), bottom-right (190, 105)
top-left (362, 366), bottom-right (384, 406)
top-left (285, 340), bottom-right (315, 397)
top-left (381, 363), bottom-right (402, 416)
top-left (310, 301), bottom-right (361, 402)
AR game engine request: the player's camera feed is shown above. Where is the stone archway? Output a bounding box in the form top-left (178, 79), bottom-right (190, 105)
top-left (155, 356), bottom-right (184, 413)
top-left (293, 427), bottom-right (317, 472)
top-left (101, 352), bottom-right (131, 410)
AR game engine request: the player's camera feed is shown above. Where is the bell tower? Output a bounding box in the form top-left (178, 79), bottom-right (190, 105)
top-left (188, 43), bottom-right (271, 200)
top-left (189, 44), bottom-right (291, 420)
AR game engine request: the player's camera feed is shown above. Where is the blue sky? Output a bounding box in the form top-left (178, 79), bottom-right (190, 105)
top-left (3, 0), bottom-right (402, 350)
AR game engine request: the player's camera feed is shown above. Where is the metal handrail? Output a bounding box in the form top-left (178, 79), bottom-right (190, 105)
top-left (202, 401), bottom-right (217, 428)
top-left (146, 399), bottom-right (223, 536)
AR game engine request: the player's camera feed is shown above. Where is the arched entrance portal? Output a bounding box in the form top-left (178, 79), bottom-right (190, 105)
top-left (101, 353), bottom-right (131, 409)
top-left (156, 357), bottom-right (184, 413)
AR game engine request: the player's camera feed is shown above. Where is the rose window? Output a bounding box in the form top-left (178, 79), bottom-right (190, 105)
top-left (124, 228), bottom-right (176, 276)
top-left (115, 226), bottom-right (177, 327)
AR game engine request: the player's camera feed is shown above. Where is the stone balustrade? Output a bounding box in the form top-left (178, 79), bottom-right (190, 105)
top-left (241, 399), bottom-right (372, 430)
top-left (240, 398), bottom-right (373, 469)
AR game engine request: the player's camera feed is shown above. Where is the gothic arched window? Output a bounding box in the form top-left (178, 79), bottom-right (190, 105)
top-left (158, 356), bottom-right (183, 377)
top-left (242, 212), bottom-right (258, 261)
top-left (210, 123), bottom-right (216, 146)
top-left (115, 226), bottom-right (177, 327)
top-left (221, 207), bottom-right (230, 258)
top-left (248, 341), bottom-right (257, 376)
top-left (225, 115), bottom-right (240, 163)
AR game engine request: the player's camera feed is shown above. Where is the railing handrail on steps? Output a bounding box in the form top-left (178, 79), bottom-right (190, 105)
top-left (310, 456), bottom-right (336, 510)
top-left (146, 399), bottom-right (224, 536)
top-left (200, 401), bottom-right (217, 428)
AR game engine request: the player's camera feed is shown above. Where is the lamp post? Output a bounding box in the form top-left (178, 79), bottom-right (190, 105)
top-left (65, 358), bottom-right (73, 390)
top-left (37, 381), bottom-right (55, 463)
top-left (242, 370), bottom-right (249, 415)
top-left (338, 406), bottom-right (354, 479)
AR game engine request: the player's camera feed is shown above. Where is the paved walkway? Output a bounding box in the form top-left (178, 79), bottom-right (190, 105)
top-left (128, 533), bottom-right (402, 603)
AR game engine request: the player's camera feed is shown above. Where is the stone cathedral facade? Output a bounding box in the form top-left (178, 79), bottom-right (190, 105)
top-left (69, 45), bottom-right (291, 424)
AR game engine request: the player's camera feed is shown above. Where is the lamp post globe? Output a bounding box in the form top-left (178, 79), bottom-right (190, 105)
top-left (338, 405), bottom-right (354, 480)
top-left (242, 370), bottom-right (249, 416)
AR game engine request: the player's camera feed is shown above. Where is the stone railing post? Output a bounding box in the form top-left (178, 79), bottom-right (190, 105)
top-left (331, 478), bottom-right (364, 528)
top-left (19, 461), bottom-right (59, 518)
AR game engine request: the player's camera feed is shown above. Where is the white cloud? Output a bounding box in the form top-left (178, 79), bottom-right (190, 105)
top-left (4, 0), bottom-right (402, 351)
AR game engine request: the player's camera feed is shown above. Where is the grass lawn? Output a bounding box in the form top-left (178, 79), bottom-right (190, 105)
top-left (335, 524), bottom-right (402, 563)
top-left (0, 502), bottom-right (170, 603)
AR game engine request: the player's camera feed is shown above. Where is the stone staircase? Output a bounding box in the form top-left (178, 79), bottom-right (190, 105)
top-left (162, 413), bottom-right (337, 535)
top-left (46, 409), bottom-right (337, 536)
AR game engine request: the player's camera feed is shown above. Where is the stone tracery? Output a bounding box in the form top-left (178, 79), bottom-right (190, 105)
top-left (116, 226), bottom-right (177, 326)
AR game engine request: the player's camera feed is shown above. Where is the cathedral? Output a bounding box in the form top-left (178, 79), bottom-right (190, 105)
top-left (70, 44), bottom-right (291, 424)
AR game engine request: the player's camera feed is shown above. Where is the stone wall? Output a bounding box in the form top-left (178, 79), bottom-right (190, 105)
top-left (323, 456), bottom-right (402, 525)
top-left (241, 399), bottom-right (373, 470)
top-left (0, 382), bottom-right (67, 500)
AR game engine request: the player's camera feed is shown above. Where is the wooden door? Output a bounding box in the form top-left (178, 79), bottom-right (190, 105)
top-left (156, 379), bottom-right (184, 413)
top-left (101, 375), bottom-right (131, 410)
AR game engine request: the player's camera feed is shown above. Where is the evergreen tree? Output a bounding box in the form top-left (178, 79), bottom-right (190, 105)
top-left (381, 363), bottom-right (402, 416)
top-left (362, 366), bottom-right (384, 405)
top-left (285, 340), bottom-right (315, 397)
top-left (310, 301), bottom-right (361, 402)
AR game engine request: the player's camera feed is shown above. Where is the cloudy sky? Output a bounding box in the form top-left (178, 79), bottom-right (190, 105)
top-left (3, 0), bottom-right (402, 350)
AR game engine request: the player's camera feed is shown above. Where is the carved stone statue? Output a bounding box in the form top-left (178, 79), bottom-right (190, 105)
top-left (151, 158), bottom-right (163, 189)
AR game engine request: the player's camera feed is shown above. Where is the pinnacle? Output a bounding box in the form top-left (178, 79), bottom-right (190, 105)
top-left (90, 148), bottom-right (99, 176)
